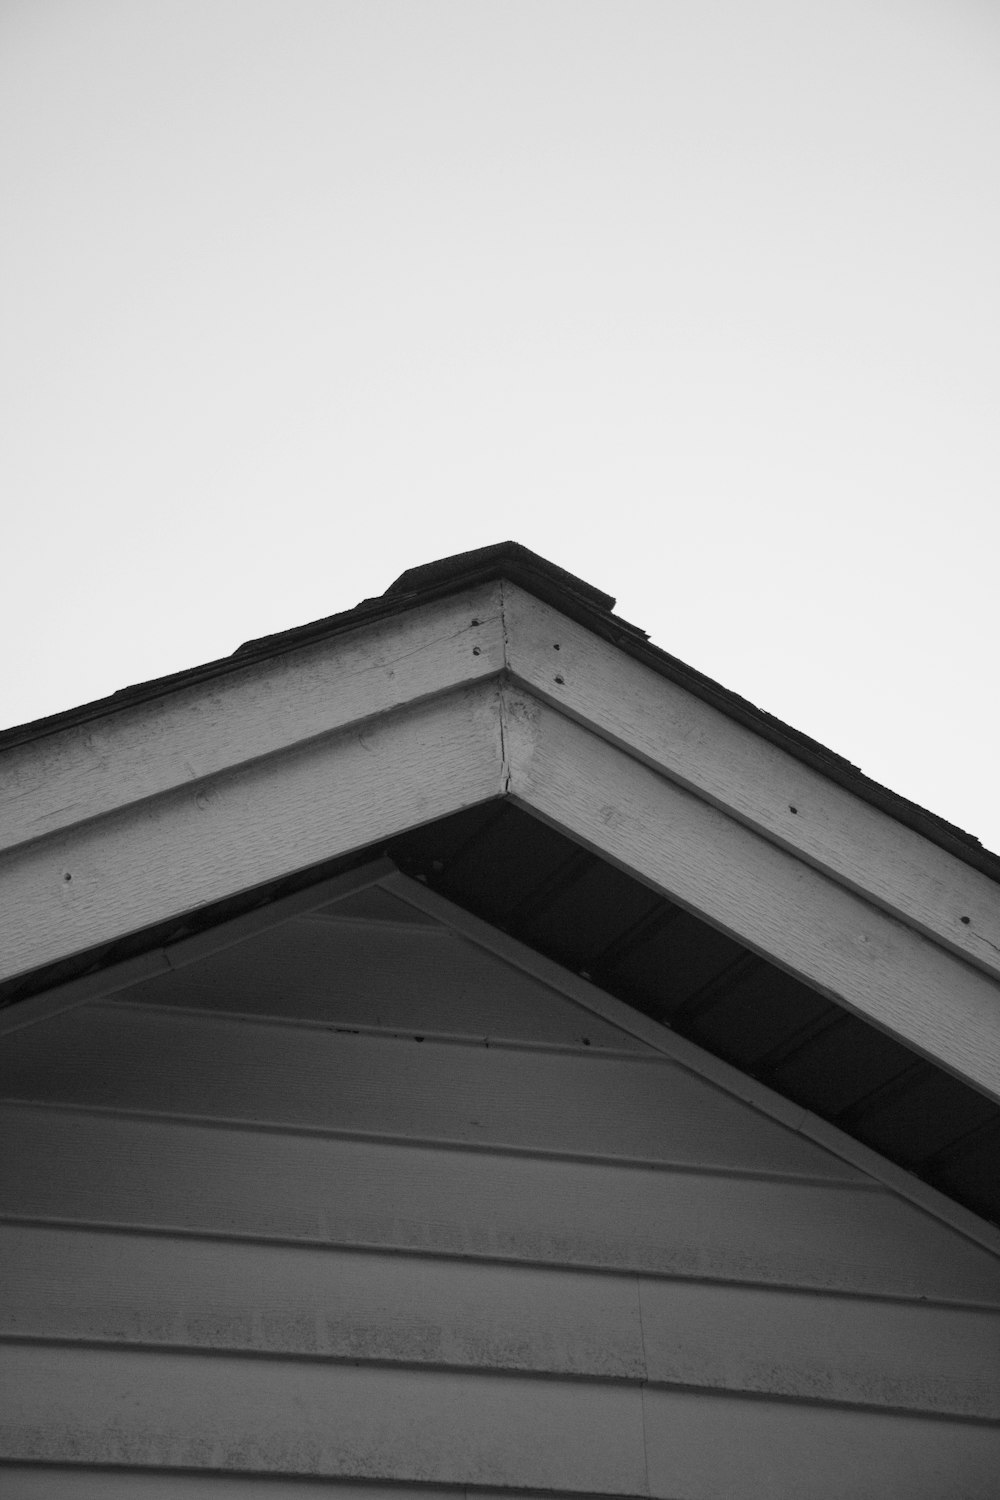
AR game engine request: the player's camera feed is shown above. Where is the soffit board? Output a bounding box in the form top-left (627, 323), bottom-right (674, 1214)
top-left (3, 802), bottom-right (998, 1230)
top-left (2, 562), bottom-right (996, 990)
top-left (4, 854), bottom-right (998, 1257)
top-left (0, 547), bottom-right (997, 1159)
top-left (385, 804), bottom-right (1000, 1233)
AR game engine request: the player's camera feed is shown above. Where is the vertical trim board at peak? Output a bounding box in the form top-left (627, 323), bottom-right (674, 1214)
top-left (500, 686), bottom-right (1000, 1105)
top-left (0, 684), bottom-right (506, 987)
top-left (501, 583), bottom-right (1000, 981)
top-left (0, 581), bottom-right (504, 858)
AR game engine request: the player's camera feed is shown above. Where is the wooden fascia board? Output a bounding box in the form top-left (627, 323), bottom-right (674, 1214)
top-left (0, 582), bottom-right (503, 857)
top-left (0, 682), bottom-right (506, 986)
top-left (500, 679), bottom-right (1000, 1104)
top-left (0, 858), bottom-right (397, 1038)
top-left (501, 583), bottom-right (1000, 985)
top-left (3, 566), bottom-right (997, 1102)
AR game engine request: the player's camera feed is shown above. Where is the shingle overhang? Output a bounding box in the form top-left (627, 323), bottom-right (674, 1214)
top-left (2, 542), bottom-right (998, 1227)
top-left (5, 540), bottom-right (996, 883)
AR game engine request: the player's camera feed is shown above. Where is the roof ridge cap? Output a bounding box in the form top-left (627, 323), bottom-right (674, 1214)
top-left (385, 541), bottom-right (618, 614)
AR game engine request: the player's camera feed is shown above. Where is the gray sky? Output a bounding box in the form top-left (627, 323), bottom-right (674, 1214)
top-left (2, 1), bottom-right (998, 850)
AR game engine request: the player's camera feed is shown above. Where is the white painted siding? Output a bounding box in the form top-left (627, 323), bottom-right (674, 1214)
top-left (2, 906), bottom-right (999, 1498)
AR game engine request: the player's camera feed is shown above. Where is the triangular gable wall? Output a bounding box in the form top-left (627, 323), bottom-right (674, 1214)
top-left (2, 552), bottom-right (997, 1249)
top-left (2, 868), bottom-right (999, 1496)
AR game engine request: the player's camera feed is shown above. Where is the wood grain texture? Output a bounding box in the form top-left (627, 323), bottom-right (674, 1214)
top-left (503, 687), bottom-right (1000, 1102)
top-left (0, 1225), bottom-right (645, 1379)
top-left (0, 684), bottom-right (504, 985)
top-left (503, 583), bottom-right (1000, 981)
top-left (0, 1003), bottom-right (862, 1180)
top-left (0, 1345), bottom-right (648, 1493)
top-left (0, 584), bottom-right (503, 857)
top-left (103, 915), bottom-right (647, 1048)
top-left (4, 1106), bottom-right (999, 1302)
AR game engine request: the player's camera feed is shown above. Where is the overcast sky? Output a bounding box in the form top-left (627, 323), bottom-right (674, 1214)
top-left (2, 1), bottom-right (998, 851)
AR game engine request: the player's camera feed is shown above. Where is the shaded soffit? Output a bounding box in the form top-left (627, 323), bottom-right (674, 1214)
top-left (1, 542), bottom-right (998, 1228)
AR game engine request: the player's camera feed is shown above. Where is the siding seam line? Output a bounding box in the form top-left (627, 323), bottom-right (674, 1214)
top-left (3, 1216), bottom-right (998, 1312)
top-left (635, 1275), bottom-right (652, 1497)
top-left (0, 1099), bottom-right (880, 1188)
top-left (3, 1334), bottom-right (999, 1425)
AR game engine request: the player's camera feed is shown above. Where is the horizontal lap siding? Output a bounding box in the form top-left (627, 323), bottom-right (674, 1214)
top-left (637, 1277), bottom-right (1000, 1417)
top-left (3, 921), bottom-right (1000, 1497)
top-left (0, 1225), bottom-right (647, 1380)
top-left (1, 1348), bottom-right (998, 1499)
top-left (0, 1481), bottom-right (463, 1500)
top-left (0, 1345), bottom-right (647, 1491)
top-left (0, 1003), bottom-right (863, 1179)
top-left (4, 1224), bottom-right (998, 1418)
top-left (640, 1388), bottom-right (1000, 1500)
top-left (6, 1102), bottom-right (1000, 1299)
top-left (113, 915), bottom-right (647, 1048)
